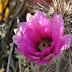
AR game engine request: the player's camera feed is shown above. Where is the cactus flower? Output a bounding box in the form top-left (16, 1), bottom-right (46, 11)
top-left (13, 11), bottom-right (71, 65)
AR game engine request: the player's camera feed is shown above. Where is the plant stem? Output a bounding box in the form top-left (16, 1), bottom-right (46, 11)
top-left (6, 42), bottom-right (14, 72)
top-left (31, 63), bottom-right (35, 72)
top-left (19, 54), bottom-right (22, 72)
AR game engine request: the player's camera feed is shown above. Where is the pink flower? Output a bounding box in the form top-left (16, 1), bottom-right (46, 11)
top-left (13, 11), bottom-right (71, 65)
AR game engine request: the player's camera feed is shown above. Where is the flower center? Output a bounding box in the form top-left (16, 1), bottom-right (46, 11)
top-left (37, 40), bottom-right (52, 52)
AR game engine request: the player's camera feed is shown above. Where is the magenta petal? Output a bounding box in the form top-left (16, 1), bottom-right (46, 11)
top-left (47, 41), bottom-right (55, 53)
top-left (15, 48), bottom-right (34, 59)
top-left (24, 27), bottom-right (41, 43)
top-left (13, 36), bottom-right (37, 57)
top-left (13, 33), bottom-right (36, 52)
top-left (15, 48), bottom-right (36, 60)
top-left (51, 13), bottom-right (64, 40)
top-left (35, 11), bottom-right (47, 18)
top-left (47, 59), bottom-right (51, 66)
top-left (18, 22), bottom-right (27, 35)
top-left (35, 59), bottom-right (47, 65)
top-left (27, 19), bottom-right (46, 38)
top-left (59, 34), bottom-right (71, 51)
top-left (26, 46), bottom-right (37, 54)
top-left (30, 56), bottom-right (40, 59)
top-left (15, 48), bottom-right (24, 55)
top-left (27, 11), bottom-right (50, 38)
top-left (27, 11), bottom-right (47, 23)
top-left (53, 41), bottom-right (60, 53)
top-left (45, 22), bottom-right (51, 38)
top-left (44, 53), bottom-right (54, 60)
top-left (13, 31), bottom-right (23, 45)
top-left (53, 52), bottom-right (62, 58)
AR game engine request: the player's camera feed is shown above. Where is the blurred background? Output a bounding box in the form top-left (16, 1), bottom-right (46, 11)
top-left (0, 0), bottom-right (72, 72)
